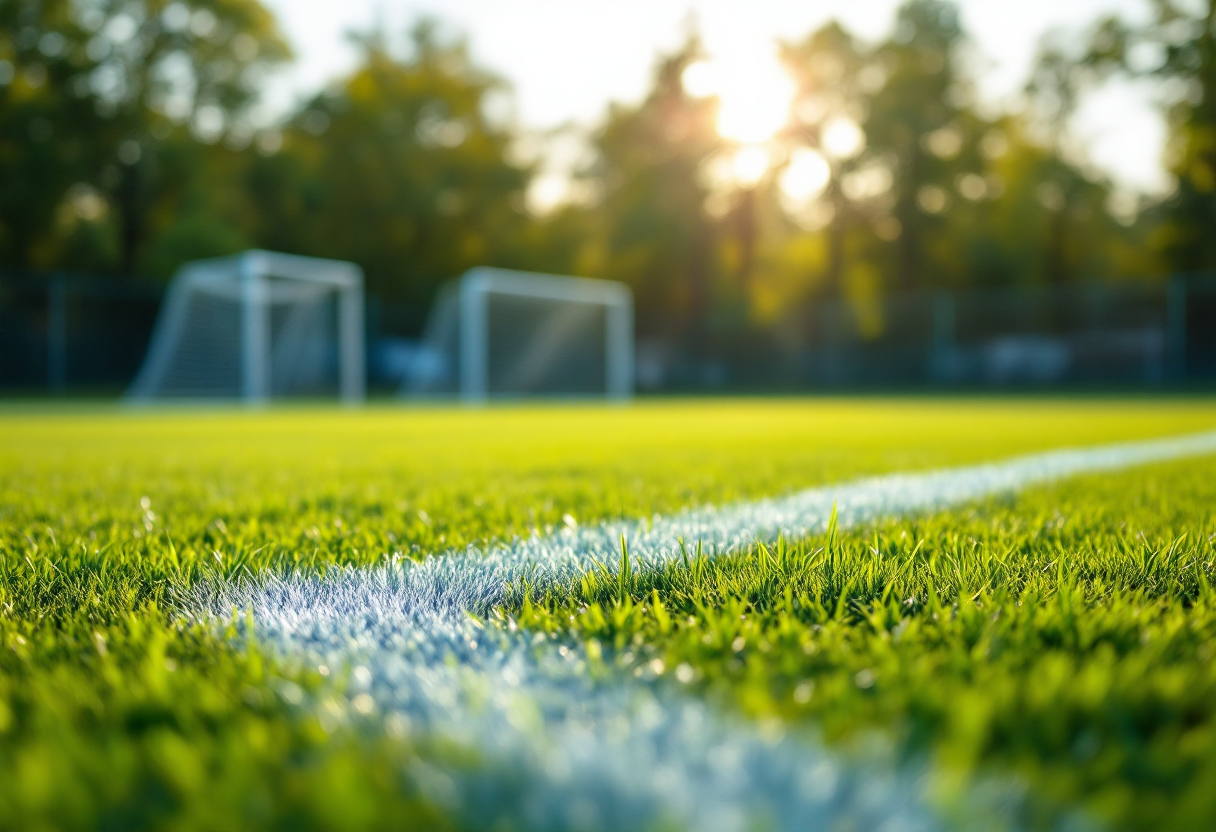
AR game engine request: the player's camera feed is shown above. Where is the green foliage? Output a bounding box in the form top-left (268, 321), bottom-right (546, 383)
top-left (582, 38), bottom-right (721, 337)
top-left (1080, 0), bottom-right (1216, 272)
top-left (0, 0), bottom-right (108, 267)
top-left (7, 0), bottom-right (1194, 347)
top-left (0, 0), bottom-right (290, 275)
top-left (247, 23), bottom-right (532, 305)
top-left (514, 456), bottom-right (1216, 832)
top-left (864, 0), bottom-right (972, 291)
top-left (777, 1), bottom-right (1152, 307)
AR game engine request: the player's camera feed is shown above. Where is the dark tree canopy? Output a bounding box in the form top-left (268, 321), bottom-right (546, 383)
top-left (0, 0), bottom-right (1204, 342)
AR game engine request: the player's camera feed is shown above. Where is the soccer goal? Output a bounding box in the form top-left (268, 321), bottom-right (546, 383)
top-left (127, 250), bottom-right (365, 403)
top-left (406, 267), bottom-right (633, 400)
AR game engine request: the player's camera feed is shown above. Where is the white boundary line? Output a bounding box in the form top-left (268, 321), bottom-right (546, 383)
top-left (192, 430), bottom-right (1216, 832)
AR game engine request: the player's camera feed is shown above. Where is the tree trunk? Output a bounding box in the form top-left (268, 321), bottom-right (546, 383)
top-left (825, 191), bottom-right (846, 298)
top-left (685, 219), bottom-right (712, 361)
top-left (117, 160), bottom-right (142, 277)
top-left (734, 187), bottom-right (756, 290)
top-left (896, 142), bottom-right (922, 292)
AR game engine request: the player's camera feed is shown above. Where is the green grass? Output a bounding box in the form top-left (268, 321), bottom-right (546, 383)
top-left (3, 398), bottom-right (1216, 830)
top-left (514, 456), bottom-right (1216, 831)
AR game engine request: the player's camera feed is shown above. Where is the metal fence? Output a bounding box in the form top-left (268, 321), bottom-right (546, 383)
top-left (3, 269), bottom-right (1215, 395)
top-left (805, 275), bottom-right (1216, 388)
top-left (646, 274), bottom-right (1216, 391)
top-left (0, 271), bottom-right (163, 394)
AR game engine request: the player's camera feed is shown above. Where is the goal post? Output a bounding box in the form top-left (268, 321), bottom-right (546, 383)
top-left (407, 267), bottom-right (634, 401)
top-left (127, 250), bottom-right (365, 404)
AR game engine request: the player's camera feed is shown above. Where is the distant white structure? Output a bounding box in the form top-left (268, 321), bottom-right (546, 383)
top-left (128, 250), bottom-right (364, 404)
top-left (406, 267), bottom-right (633, 401)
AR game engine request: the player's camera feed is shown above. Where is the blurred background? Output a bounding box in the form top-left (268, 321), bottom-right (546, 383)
top-left (2, 0), bottom-right (1215, 396)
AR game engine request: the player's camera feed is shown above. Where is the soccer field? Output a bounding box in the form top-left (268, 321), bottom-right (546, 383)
top-left (3, 399), bottom-right (1216, 831)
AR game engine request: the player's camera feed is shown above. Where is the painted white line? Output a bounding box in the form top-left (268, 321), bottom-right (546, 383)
top-left (192, 429), bottom-right (1216, 832)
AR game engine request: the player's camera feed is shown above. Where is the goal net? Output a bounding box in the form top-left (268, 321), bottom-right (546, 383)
top-left (406, 268), bottom-right (633, 400)
top-left (128, 251), bottom-right (365, 403)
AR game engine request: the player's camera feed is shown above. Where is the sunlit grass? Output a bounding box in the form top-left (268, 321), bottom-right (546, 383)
top-left (2, 398), bottom-right (1216, 829)
top-left (6, 398), bottom-right (1216, 573)
top-left (513, 456), bottom-right (1216, 832)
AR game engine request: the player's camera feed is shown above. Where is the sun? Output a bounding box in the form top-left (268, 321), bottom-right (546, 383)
top-left (682, 52), bottom-right (795, 144)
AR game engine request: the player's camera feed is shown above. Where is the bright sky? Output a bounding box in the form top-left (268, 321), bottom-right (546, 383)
top-left (259, 0), bottom-right (1167, 203)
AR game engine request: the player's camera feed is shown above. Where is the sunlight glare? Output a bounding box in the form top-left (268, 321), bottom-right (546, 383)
top-left (681, 61), bottom-right (718, 99)
top-left (821, 116), bottom-right (865, 160)
top-left (682, 52), bottom-right (795, 144)
top-left (779, 149), bottom-right (831, 203)
top-left (731, 145), bottom-right (771, 187)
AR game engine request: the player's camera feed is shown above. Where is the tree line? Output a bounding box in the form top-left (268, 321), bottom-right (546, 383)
top-left (2, 0), bottom-right (1214, 343)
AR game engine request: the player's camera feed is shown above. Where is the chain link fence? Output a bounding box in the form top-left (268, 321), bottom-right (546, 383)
top-left (3, 269), bottom-right (1215, 395)
top-left (639, 275), bottom-right (1216, 391)
top-left (797, 276), bottom-right (1216, 388)
top-left (0, 271), bottom-right (163, 394)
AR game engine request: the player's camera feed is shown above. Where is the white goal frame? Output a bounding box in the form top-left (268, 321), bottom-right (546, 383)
top-left (460, 268), bottom-right (633, 401)
top-left (127, 250), bottom-right (365, 404)
top-left (434, 267), bottom-right (633, 401)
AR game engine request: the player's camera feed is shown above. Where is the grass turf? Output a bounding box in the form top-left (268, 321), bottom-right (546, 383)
top-left (2, 398), bottom-right (1216, 830)
top-left (514, 456), bottom-right (1216, 831)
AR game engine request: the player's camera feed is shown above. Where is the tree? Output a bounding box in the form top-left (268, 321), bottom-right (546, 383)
top-left (0, 0), bottom-right (105, 268)
top-left (1083, 1), bottom-right (1216, 272)
top-left (248, 23), bottom-right (530, 315)
top-left (773, 0), bottom-right (1147, 326)
top-left (1015, 37), bottom-right (1151, 285)
top-left (582, 38), bottom-right (722, 344)
top-left (0, 0), bottom-right (289, 275)
top-left (83, 0), bottom-right (288, 274)
top-left (864, 0), bottom-right (979, 291)
top-left (944, 118), bottom-right (1145, 288)
top-left (780, 21), bottom-right (872, 300)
